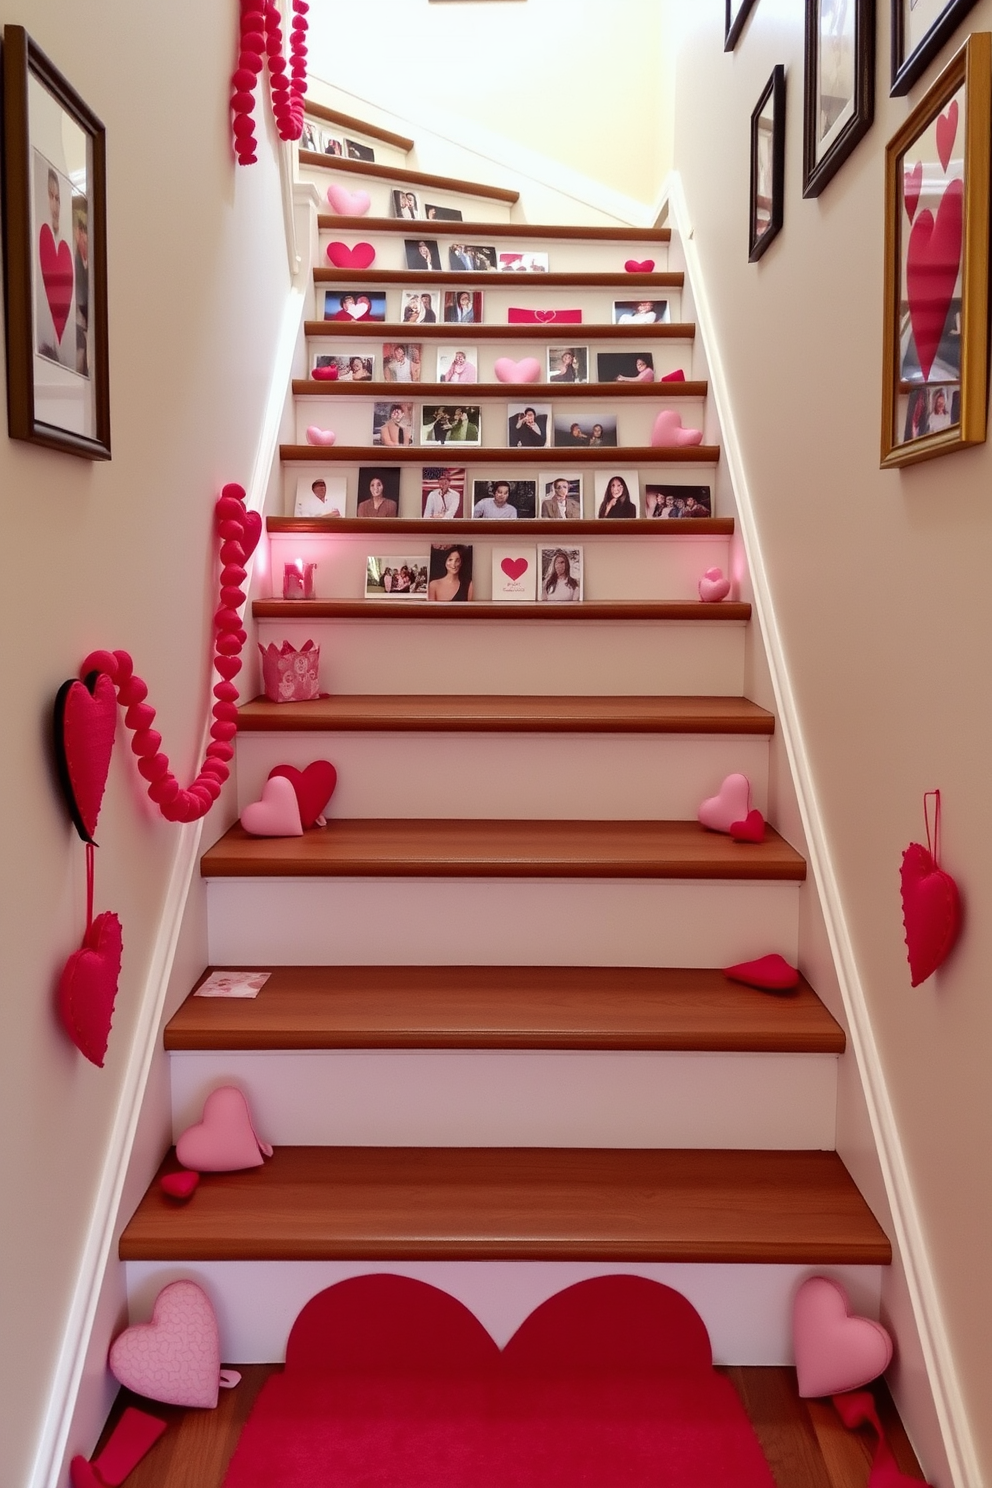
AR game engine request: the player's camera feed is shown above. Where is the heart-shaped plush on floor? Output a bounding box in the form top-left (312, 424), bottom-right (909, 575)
top-left (269, 760), bottom-right (338, 828)
top-left (904, 160), bottom-right (923, 224)
top-left (306, 426), bottom-right (337, 446)
top-left (698, 567), bottom-right (730, 602)
top-left (325, 241), bottom-right (376, 269)
top-left (39, 223), bottom-right (74, 343)
top-left (176, 1085), bottom-right (273, 1171)
top-left (494, 357), bottom-right (542, 383)
top-left (906, 179), bottom-right (962, 382)
top-left (793, 1277), bottom-right (893, 1398)
top-left (651, 409), bottom-right (704, 447)
top-left (54, 671), bottom-right (119, 844)
top-left (624, 259), bottom-right (655, 273)
top-left (161, 1170), bottom-right (200, 1200)
top-left (501, 557), bottom-right (529, 582)
top-left (900, 841), bottom-right (961, 985)
top-left (936, 99), bottom-right (958, 174)
top-left (326, 184), bottom-right (371, 216)
top-left (731, 809), bottom-right (765, 843)
top-left (71, 1408), bottom-right (167, 1488)
top-left (58, 911), bottom-right (124, 1067)
top-left (110, 1280), bottom-right (226, 1408)
top-left (698, 773), bottom-right (751, 834)
top-left (723, 954), bottom-right (799, 991)
top-left (241, 774), bottom-right (304, 837)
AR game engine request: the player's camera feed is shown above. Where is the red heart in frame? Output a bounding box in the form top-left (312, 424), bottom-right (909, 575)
top-left (936, 99), bottom-right (958, 174)
top-left (58, 911), bottom-right (123, 1067)
top-left (38, 223), bottom-right (74, 343)
top-left (900, 841), bottom-right (961, 985)
top-left (54, 671), bottom-right (119, 844)
top-left (268, 761), bottom-right (338, 828)
top-left (903, 161), bottom-right (923, 225)
top-left (906, 179), bottom-right (963, 383)
top-left (325, 241), bottom-right (376, 269)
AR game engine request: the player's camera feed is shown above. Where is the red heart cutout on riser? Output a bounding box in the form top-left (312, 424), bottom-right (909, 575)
top-left (38, 223), bottom-right (74, 343)
top-left (58, 911), bottom-right (123, 1067)
top-left (936, 100), bottom-right (958, 174)
top-left (906, 179), bottom-right (962, 383)
top-left (326, 241), bottom-right (376, 269)
top-left (904, 161), bottom-right (923, 224)
top-left (54, 672), bottom-right (119, 844)
top-left (900, 841), bottom-right (961, 985)
top-left (269, 760), bottom-right (338, 828)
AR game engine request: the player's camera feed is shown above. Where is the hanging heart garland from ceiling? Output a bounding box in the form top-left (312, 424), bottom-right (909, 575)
top-left (231, 0), bottom-right (308, 165)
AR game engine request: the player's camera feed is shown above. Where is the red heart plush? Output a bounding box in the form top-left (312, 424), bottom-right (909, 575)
top-left (903, 160), bottom-right (922, 224)
top-left (731, 809), bottom-right (765, 843)
top-left (936, 99), bottom-right (958, 174)
top-left (723, 953), bottom-right (799, 991)
top-left (269, 760), bottom-right (338, 828)
top-left (240, 509), bottom-right (262, 559)
top-left (624, 259), bottom-right (655, 273)
top-left (161, 1170), bottom-right (200, 1200)
top-left (312, 364), bottom-right (339, 381)
top-left (38, 223), bottom-right (74, 343)
top-left (325, 241), bottom-right (376, 269)
top-left (906, 178), bottom-right (962, 382)
top-left (900, 841), bottom-right (961, 985)
top-left (58, 911), bottom-right (123, 1067)
top-left (54, 672), bottom-right (118, 843)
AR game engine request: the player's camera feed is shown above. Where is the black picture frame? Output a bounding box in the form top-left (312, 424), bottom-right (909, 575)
top-left (803, 0), bottom-right (875, 197)
top-left (749, 66), bottom-right (786, 262)
top-left (890, 0), bottom-right (980, 96)
top-left (725, 0), bottom-right (760, 50)
top-left (1, 26), bottom-right (110, 458)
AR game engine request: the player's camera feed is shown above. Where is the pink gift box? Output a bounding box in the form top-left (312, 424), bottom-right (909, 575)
top-left (259, 639), bottom-right (321, 702)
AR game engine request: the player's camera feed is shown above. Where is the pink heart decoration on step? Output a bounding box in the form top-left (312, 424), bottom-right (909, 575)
top-left (698, 567), bottom-right (730, 602)
top-left (624, 259), bottom-right (655, 273)
top-left (325, 240), bottom-right (376, 269)
top-left (494, 357), bottom-right (542, 383)
top-left (326, 184), bottom-right (371, 216)
top-left (241, 774), bottom-right (304, 837)
top-left (306, 426), bottom-right (337, 446)
top-left (109, 1280), bottom-right (224, 1408)
top-left (900, 841), bottom-right (961, 986)
top-left (38, 223), bottom-right (74, 343)
top-left (501, 557), bottom-right (529, 582)
top-left (651, 409), bottom-right (704, 447)
top-left (269, 760), bottom-right (338, 829)
top-left (698, 773), bottom-right (751, 834)
top-left (176, 1085), bottom-right (273, 1172)
top-left (903, 161), bottom-right (923, 224)
top-left (936, 99), bottom-right (958, 174)
top-left (793, 1277), bottom-right (893, 1398)
top-left (58, 911), bottom-right (124, 1068)
top-left (906, 178), bottom-right (962, 383)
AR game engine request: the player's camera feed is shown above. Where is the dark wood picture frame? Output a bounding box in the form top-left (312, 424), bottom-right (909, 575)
top-left (725, 0), bottom-right (760, 51)
top-left (890, 0), bottom-right (981, 96)
top-left (881, 33), bottom-right (991, 467)
top-left (1, 26), bottom-right (110, 458)
top-left (749, 66), bottom-right (786, 262)
top-left (803, 0), bottom-right (875, 197)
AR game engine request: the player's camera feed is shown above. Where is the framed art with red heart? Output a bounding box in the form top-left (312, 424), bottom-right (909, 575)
top-left (881, 33), bottom-right (990, 469)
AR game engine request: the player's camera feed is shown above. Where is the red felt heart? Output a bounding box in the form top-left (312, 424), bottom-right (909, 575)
top-left (624, 259), bottom-right (655, 273)
top-left (312, 365), bottom-right (339, 380)
top-left (241, 510), bottom-right (262, 559)
top-left (730, 809), bottom-right (765, 843)
top-left (501, 558), bottom-right (528, 582)
top-left (58, 911), bottom-right (123, 1067)
top-left (723, 953), bottom-right (799, 991)
top-left (69, 1458), bottom-right (102, 1488)
top-left (900, 841), bottom-right (961, 985)
top-left (161, 1170), bottom-right (200, 1200)
top-left (904, 161), bottom-right (923, 224)
top-left (325, 241), bottom-right (376, 269)
top-left (269, 760), bottom-right (338, 828)
top-left (906, 178), bottom-right (962, 383)
top-left (54, 672), bottom-right (119, 844)
top-left (936, 99), bottom-right (958, 174)
top-left (38, 223), bottom-right (74, 343)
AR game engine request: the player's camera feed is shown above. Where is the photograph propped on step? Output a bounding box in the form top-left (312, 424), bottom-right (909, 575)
top-left (366, 555), bottom-right (428, 599)
top-left (539, 545), bottom-right (584, 602)
top-left (295, 475), bottom-right (347, 518)
top-left (428, 543), bottom-right (474, 602)
top-left (645, 484), bottom-right (713, 519)
top-left (401, 289), bottom-right (440, 325)
top-left (553, 413), bottom-right (618, 448)
top-left (421, 405), bottom-right (482, 447)
top-left (324, 290), bottom-right (386, 323)
top-left (357, 467), bottom-right (401, 518)
top-left (597, 351), bottom-right (656, 383)
top-left (421, 466), bottom-right (466, 519)
top-left (473, 478), bottom-right (537, 520)
top-left (594, 471), bottom-right (640, 519)
top-left (383, 342), bottom-right (423, 382)
top-left (539, 474), bottom-right (584, 519)
top-left (548, 347), bottom-right (589, 383)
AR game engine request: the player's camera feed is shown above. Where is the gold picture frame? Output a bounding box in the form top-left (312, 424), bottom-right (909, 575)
top-left (881, 33), bottom-right (991, 469)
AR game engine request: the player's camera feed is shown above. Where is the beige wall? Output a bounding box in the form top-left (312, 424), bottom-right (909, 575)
top-left (674, 4), bottom-right (992, 1483)
top-left (0, 2), bottom-right (292, 1481)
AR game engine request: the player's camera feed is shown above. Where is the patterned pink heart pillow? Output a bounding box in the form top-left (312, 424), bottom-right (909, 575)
top-left (109, 1281), bottom-right (233, 1408)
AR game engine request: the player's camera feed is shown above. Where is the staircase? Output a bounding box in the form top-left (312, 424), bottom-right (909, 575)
top-left (120, 104), bottom-right (892, 1404)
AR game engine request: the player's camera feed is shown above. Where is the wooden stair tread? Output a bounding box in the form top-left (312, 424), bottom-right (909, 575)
top-left (293, 379), bottom-right (708, 399)
top-left (200, 819), bottom-right (805, 881)
top-left (253, 600), bottom-right (748, 621)
top-left (306, 320), bottom-right (695, 341)
top-left (303, 100), bottom-right (415, 151)
top-left (300, 150), bottom-right (519, 203)
top-left (280, 446), bottom-right (719, 465)
top-left (235, 693), bottom-right (773, 733)
top-left (269, 516), bottom-right (730, 536)
top-left (314, 269), bottom-right (683, 288)
top-left (318, 215), bottom-right (672, 243)
top-left (120, 1147), bottom-right (890, 1263)
top-left (166, 965), bottom-right (844, 1053)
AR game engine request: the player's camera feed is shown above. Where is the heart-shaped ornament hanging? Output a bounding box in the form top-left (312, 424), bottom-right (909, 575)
top-left (53, 671), bottom-right (118, 844)
top-left (900, 790), bottom-right (961, 986)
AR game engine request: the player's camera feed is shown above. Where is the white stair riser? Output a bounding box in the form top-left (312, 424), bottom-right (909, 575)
top-left (317, 234), bottom-right (671, 276)
top-left (303, 168), bottom-right (515, 222)
top-left (124, 1260), bottom-right (883, 1366)
top-left (206, 878), bottom-right (800, 967)
top-left (235, 732), bottom-right (769, 821)
top-left (170, 1049), bottom-right (836, 1150)
top-left (312, 288), bottom-right (683, 336)
top-left (306, 332), bottom-right (695, 384)
top-left (269, 531), bottom-right (729, 603)
top-left (304, 136), bottom-right (411, 170)
top-left (253, 617), bottom-right (747, 696)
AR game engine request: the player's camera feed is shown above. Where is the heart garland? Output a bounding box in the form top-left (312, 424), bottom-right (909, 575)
top-left (900, 790), bottom-right (961, 986)
top-left (231, 0), bottom-right (308, 165)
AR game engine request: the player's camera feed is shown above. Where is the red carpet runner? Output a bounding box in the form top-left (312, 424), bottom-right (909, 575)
top-left (222, 1274), bottom-right (776, 1487)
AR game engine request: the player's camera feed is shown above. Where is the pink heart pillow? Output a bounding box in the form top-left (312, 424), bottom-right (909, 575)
top-left (793, 1277), bottom-right (893, 1397)
top-left (109, 1281), bottom-right (228, 1408)
top-left (494, 357), bottom-right (542, 383)
top-left (326, 184), bottom-right (371, 216)
top-left (306, 426), bottom-right (337, 446)
top-left (241, 774), bottom-right (305, 836)
top-left (698, 567), bottom-right (731, 602)
top-left (651, 409), bottom-right (704, 447)
top-left (325, 240), bottom-right (376, 269)
top-left (176, 1085), bottom-right (273, 1172)
top-left (698, 773), bottom-right (751, 834)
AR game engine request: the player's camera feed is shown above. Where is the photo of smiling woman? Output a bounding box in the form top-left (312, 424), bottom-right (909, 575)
top-left (428, 544), bottom-right (474, 602)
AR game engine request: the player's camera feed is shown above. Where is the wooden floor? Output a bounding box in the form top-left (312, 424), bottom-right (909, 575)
top-left (93, 1367), bottom-right (926, 1488)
